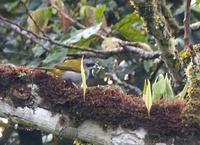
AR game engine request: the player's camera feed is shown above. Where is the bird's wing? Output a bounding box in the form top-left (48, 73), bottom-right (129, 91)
top-left (55, 59), bottom-right (81, 72)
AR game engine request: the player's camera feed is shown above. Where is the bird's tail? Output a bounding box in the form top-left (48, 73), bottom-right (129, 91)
top-left (35, 67), bottom-right (53, 71)
top-left (34, 67), bottom-right (63, 77)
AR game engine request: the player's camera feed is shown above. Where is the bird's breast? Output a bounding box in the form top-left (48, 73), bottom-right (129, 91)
top-left (61, 69), bottom-right (90, 85)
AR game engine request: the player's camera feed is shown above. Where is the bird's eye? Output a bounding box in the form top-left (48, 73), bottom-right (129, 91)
top-left (86, 63), bottom-right (95, 68)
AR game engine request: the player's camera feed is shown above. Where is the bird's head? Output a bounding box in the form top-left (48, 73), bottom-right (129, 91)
top-left (37, 57), bottom-right (96, 85)
top-left (83, 59), bottom-right (96, 70)
top-left (54, 58), bottom-right (96, 72)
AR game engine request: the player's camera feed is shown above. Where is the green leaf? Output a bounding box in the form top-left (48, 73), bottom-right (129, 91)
top-left (32, 45), bottom-right (46, 57)
top-left (64, 23), bottom-right (101, 44)
top-left (176, 82), bottom-right (189, 98)
top-left (143, 80), bottom-right (152, 116)
top-left (152, 74), bottom-right (166, 100)
top-left (163, 74), bottom-right (174, 98)
top-left (80, 5), bottom-right (95, 19)
top-left (50, 0), bottom-right (64, 9)
top-left (143, 60), bottom-right (154, 73)
top-left (194, 0), bottom-right (200, 7)
top-left (81, 56), bottom-right (87, 101)
top-left (101, 37), bottom-right (121, 50)
top-left (80, 5), bottom-right (96, 26)
top-left (75, 35), bottom-right (96, 47)
top-left (42, 50), bottom-right (66, 64)
top-left (95, 4), bottom-right (106, 23)
top-left (113, 13), bottom-right (147, 42)
top-left (27, 7), bottom-right (52, 34)
top-left (152, 74), bottom-right (175, 99)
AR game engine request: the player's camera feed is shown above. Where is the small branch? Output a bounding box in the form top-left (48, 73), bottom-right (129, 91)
top-left (106, 72), bottom-right (142, 96)
top-left (177, 21), bottom-right (200, 37)
top-left (50, 1), bottom-right (86, 29)
top-left (0, 15), bottom-right (98, 53)
top-left (0, 15), bottom-right (160, 60)
top-left (67, 46), bottom-right (160, 59)
top-left (184, 0), bottom-right (192, 50)
top-left (0, 15), bottom-right (50, 51)
top-left (20, 1), bottom-right (52, 40)
top-left (123, 45), bottom-right (160, 59)
top-left (1, 18), bottom-right (49, 52)
top-left (51, 0), bottom-right (108, 40)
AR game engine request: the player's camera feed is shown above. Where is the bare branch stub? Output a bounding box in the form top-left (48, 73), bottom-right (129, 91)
top-left (184, 0), bottom-right (192, 50)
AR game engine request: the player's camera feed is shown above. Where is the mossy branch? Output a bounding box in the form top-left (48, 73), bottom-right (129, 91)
top-left (0, 65), bottom-right (200, 144)
top-left (131, 0), bottom-right (184, 90)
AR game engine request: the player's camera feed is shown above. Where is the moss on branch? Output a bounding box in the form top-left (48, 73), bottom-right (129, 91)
top-left (0, 64), bottom-right (198, 137)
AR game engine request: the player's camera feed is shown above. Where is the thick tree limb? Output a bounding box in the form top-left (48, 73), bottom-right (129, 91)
top-left (0, 65), bottom-right (200, 144)
top-left (0, 101), bottom-right (153, 145)
top-left (0, 102), bottom-right (110, 145)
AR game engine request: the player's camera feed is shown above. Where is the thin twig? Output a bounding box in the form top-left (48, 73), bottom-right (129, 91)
top-left (20, 1), bottom-right (52, 40)
top-left (50, 2), bottom-right (86, 29)
top-left (0, 15), bottom-right (97, 52)
top-left (66, 46), bottom-right (160, 59)
top-left (0, 15), bottom-right (49, 52)
top-left (21, 1), bottom-right (96, 52)
top-left (106, 72), bottom-right (142, 96)
top-left (50, 0), bottom-right (107, 40)
top-left (184, 0), bottom-right (192, 50)
top-left (0, 15), bottom-right (160, 60)
top-left (177, 21), bottom-right (200, 37)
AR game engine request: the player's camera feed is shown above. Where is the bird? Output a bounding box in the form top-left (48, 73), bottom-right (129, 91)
top-left (37, 58), bottom-right (95, 85)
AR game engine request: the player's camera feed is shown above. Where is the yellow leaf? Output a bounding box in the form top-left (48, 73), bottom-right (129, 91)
top-left (27, 7), bottom-right (52, 34)
top-left (81, 56), bottom-right (87, 101)
top-left (80, 6), bottom-right (96, 26)
top-left (143, 80), bottom-right (152, 116)
top-left (101, 37), bottom-right (121, 50)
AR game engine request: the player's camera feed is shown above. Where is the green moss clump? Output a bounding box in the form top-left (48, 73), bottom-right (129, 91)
top-left (186, 63), bottom-right (200, 99)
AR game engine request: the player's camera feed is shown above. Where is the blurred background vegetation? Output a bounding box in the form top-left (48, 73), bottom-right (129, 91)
top-left (0, 0), bottom-right (200, 144)
top-left (0, 0), bottom-right (200, 91)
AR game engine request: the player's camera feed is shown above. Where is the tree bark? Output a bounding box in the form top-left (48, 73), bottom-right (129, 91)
top-left (0, 65), bottom-right (200, 145)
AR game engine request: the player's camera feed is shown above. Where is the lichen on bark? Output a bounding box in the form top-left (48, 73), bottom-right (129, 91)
top-left (131, 0), bottom-right (184, 90)
top-left (181, 44), bottom-right (200, 136)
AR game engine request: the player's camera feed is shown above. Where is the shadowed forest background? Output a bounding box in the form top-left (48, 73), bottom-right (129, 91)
top-left (0, 0), bottom-right (200, 145)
